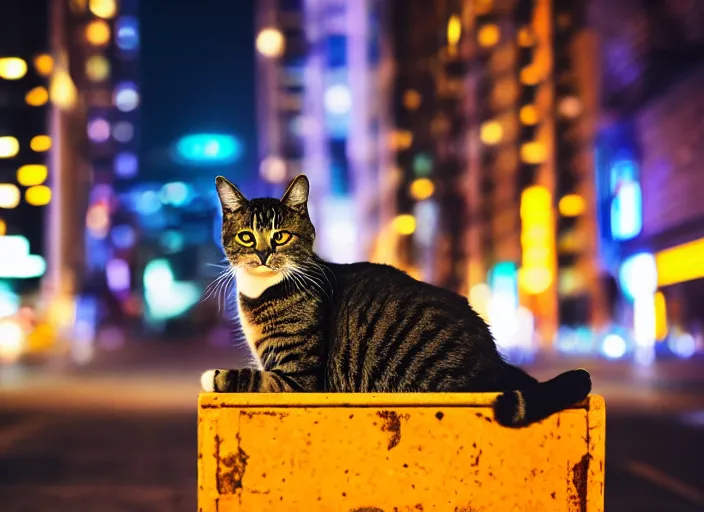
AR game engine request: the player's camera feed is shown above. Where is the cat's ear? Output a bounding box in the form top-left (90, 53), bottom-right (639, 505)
top-left (215, 176), bottom-right (248, 212)
top-left (281, 174), bottom-right (309, 211)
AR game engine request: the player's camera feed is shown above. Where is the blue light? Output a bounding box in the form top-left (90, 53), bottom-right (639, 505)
top-left (111, 224), bottom-right (136, 249)
top-left (159, 182), bottom-right (191, 207)
top-left (115, 16), bottom-right (139, 51)
top-left (114, 152), bottom-right (138, 178)
top-left (611, 179), bottom-right (642, 241)
top-left (173, 133), bottom-right (243, 166)
top-left (618, 252), bottom-right (657, 301)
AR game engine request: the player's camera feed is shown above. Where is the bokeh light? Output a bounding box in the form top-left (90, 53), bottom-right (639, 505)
top-left (477, 24), bottom-right (500, 48)
top-left (89, 0), bottom-right (117, 19)
top-left (25, 185), bottom-right (52, 206)
top-left (114, 82), bottom-right (140, 112)
top-left (87, 118), bottom-right (111, 142)
top-left (256, 28), bottom-right (285, 58)
top-left (112, 121), bottom-right (135, 142)
top-left (0, 57), bottom-right (27, 80)
top-left (260, 156), bottom-right (287, 183)
top-left (85, 20), bottom-right (111, 46)
top-left (409, 178), bottom-right (435, 201)
top-left (324, 84), bottom-right (352, 115)
top-left (480, 120), bottom-right (503, 145)
top-left (33, 54), bottom-right (54, 76)
top-left (403, 89), bottom-right (421, 110)
top-left (17, 165), bottom-right (48, 186)
top-left (0, 136), bottom-right (20, 158)
top-left (0, 184), bottom-right (21, 208)
top-left (85, 55), bottom-right (111, 82)
top-left (392, 214), bottom-right (416, 235)
top-left (114, 152), bottom-right (138, 178)
top-left (30, 135), bottom-right (52, 152)
top-left (115, 16), bottom-right (140, 51)
top-left (25, 86), bottom-right (49, 107)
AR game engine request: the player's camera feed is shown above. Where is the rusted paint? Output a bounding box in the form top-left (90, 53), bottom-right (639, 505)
top-left (571, 453), bottom-right (591, 512)
top-left (215, 433), bottom-right (249, 495)
top-left (197, 393), bottom-right (606, 511)
top-left (376, 410), bottom-right (409, 450)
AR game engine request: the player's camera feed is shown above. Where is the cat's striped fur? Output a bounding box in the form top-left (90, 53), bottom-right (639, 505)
top-left (202, 174), bottom-right (592, 427)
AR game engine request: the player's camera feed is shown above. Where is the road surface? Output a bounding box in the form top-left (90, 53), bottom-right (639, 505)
top-left (1, 342), bottom-right (703, 511)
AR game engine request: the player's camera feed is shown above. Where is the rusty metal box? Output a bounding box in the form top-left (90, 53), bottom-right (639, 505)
top-left (198, 393), bottom-right (605, 511)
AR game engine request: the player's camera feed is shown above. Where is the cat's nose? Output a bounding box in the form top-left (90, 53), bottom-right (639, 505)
top-left (254, 250), bottom-right (271, 265)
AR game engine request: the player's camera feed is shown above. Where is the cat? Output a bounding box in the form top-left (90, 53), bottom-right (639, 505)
top-left (201, 174), bottom-right (592, 427)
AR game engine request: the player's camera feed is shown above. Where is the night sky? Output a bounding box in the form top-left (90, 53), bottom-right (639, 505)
top-left (138, 0), bottom-right (257, 182)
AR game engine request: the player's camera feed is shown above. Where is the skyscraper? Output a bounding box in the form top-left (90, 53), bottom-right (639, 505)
top-left (255, 0), bottom-right (387, 263)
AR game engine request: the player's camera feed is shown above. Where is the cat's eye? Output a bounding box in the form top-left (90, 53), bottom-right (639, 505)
top-left (271, 230), bottom-right (292, 246)
top-left (236, 231), bottom-right (256, 247)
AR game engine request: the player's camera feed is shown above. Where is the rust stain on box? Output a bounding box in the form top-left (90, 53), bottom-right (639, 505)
top-left (197, 393), bottom-right (605, 512)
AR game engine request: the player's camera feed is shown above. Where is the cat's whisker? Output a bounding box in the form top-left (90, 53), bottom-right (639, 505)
top-left (203, 269), bottom-right (232, 302)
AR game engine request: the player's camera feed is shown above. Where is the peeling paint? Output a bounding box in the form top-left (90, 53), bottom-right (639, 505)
top-left (215, 433), bottom-right (250, 495)
top-left (350, 508), bottom-right (385, 512)
top-left (570, 453), bottom-right (591, 512)
top-left (376, 410), bottom-right (410, 450)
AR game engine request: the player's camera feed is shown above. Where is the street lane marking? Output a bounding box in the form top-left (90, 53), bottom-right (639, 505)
top-left (623, 459), bottom-right (704, 507)
top-left (0, 417), bottom-right (49, 455)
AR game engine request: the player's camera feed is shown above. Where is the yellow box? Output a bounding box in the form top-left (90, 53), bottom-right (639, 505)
top-left (198, 393), bottom-right (605, 512)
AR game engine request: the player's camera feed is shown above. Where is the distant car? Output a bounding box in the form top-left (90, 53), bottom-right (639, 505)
top-left (0, 307), bottom-right (61, 364)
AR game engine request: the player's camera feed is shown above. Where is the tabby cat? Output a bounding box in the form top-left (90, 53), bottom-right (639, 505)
top-left (201, 174), bottom-right (592, 427)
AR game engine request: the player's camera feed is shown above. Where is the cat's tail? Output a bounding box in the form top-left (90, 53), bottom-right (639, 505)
top-left (493, 368), bottom-right (592, 427)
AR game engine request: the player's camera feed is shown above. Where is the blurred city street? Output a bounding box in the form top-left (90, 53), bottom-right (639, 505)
top-left (1, 342), bottom-right (704, 511)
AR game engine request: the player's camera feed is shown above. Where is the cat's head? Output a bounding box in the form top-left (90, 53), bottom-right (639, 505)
top-left (215, 174), bottom-right (315, 273)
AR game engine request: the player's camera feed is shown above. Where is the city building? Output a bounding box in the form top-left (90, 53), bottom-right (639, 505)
top-left (255, 0), bottom-right (387, 263)
top-left (591, 0), bottom-right (704, 360)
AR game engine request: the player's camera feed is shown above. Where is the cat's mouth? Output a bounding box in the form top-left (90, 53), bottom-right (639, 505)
top-left (246, 265), bottom-right (280, 276)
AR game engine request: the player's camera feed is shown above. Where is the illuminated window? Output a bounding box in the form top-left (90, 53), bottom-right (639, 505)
top-left (256, 28), bottom-right (285, 58)
top-left (85, 55), bottom-right (110, 82)
top-left (517, 26), bottom-right (535, 47)
top-left (0, 57), bottom-right (27, 80)
top-left (85, 20), bottom-right (111, 46)
top-left (611, 180), bottom-right (642, 241)
top-left (89, 0), bottom-right (116, 19)
top-left (30, 135), bottom-right (52, 152)
top-left (388, 130), bottom-right (413, 151)
top-left (520, 142), bottom-right (547, 164)
top-left (0, 184), bottom-right (21, 208)
top-left (392, 214), bottom-right (416, 235)
top-left (25, 185), bottom-right (52, 206)
top-left (409, 178), bottom-right (434, 201)
top-left (114, 81), bottom-right (140, 112)
top-left (49, 68), bottom-right (78, 109)
top-left (0, 218), bottom-right (5, 236)
top-left (403, 90), bottom-right (421, 110)
top-left (558, 96), bottom-right (582, 118)
top-left (558, 194), bottom-right (586, 217)
top-left (0, 137), bottom-right (20, 158)
top-left (447, 14), bottom-right (462, 46)
top-left (480, 120), bottom-right (503, 145)
top-left (519, 105), bottom-right (539, 125)
top-left (324, 84), bottom-right (351, 115)
top-left (25, 86), bottom-right (49, 107)
top-left (477, 24), bottom-right (500, 48)
top-left (17, 165), bottom-right (48, 186)
top-left (33, 54), bottom-right (54, 76)
top-left (519, 65), bottom-right (541, 85)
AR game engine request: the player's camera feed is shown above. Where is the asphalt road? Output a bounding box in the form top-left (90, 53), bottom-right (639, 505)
top-left (0, 342), bottom-right (703, 511)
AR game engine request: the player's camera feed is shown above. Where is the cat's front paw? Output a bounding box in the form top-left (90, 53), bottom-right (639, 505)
top-left (201, 369), bottom-right (219, 392)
